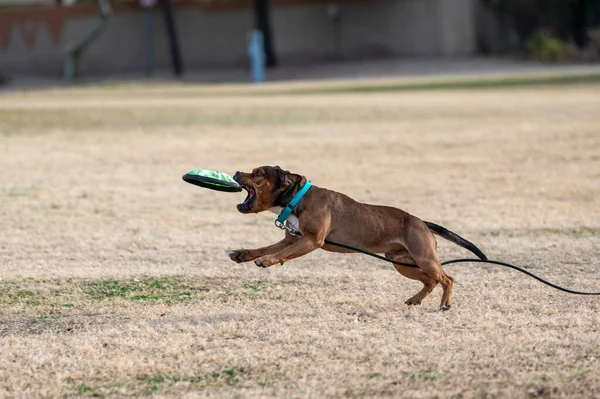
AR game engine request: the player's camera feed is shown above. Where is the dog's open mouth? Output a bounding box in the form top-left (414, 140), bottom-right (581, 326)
top-left (237, 184), bottom-right (255, 213)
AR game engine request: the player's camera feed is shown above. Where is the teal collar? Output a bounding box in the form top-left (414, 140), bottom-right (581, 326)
top-left (275, 180), bottom-right (312, 228)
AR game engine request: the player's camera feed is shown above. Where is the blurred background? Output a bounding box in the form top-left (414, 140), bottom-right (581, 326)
top-left (0, 0), bottom-right (599, 87)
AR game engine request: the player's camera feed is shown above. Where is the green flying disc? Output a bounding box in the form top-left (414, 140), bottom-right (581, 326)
top-left (182, 169), bottom-right (242, 193)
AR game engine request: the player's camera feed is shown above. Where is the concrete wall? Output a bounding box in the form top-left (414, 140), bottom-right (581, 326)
top-left (270, 0), bottom-right (478, 62)
top-left (0, 0), bottom-right (478, 77)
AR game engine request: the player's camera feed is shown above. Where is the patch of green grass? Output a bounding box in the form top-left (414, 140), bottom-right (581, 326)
top-left (137, 375), bottom-right (203, 384)
top-left (259, 73), bottom-right (600, 96)
top-left (78, 71), bottom-right (600, 97)
top-left (86, 280), bottom-right (136, 298)
top-left (143, 384), bottom-right (160, 394)
top-left (0, 281), bottom-right (73, 308)
top-left (222, 290), bottom-right (253, 298)
top-left (222, 280), bottom-right (272, 299)
top-left (0, 277), bottom-right (210, 309)
top-left (135, 368), bottom-right (244, 392)
top-left (85, 278), bottom-right (206, 304)
top-left (7, 290), bottom-right (35, 299)
top-left (3, 290), bottom-right (38, 306)
top-left (128, 293), bottom-right (189, 302)
top-left (410, 373), bottom-right (438, 381)
top-left (211, 366), bottom-right (245, 384)
top-left (77, 383), bottom-right (99, 396)
top-left (243, 281), bottom-right (268, 292)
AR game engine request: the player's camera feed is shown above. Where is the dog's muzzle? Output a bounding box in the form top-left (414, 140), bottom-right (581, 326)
top-left (235, 173), bottom-right (255, 213)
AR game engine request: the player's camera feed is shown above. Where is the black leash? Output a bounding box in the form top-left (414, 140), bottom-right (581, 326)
top-left (276, 217), bottom-right (599, 296)
top-left (324, 239), bottom-right (600, 296)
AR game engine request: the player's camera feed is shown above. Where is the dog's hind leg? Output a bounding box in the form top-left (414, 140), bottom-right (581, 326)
top-left (402, 226), bottom-right (455, 310)
top-left (404, 249), bottom-right (454, 310)
top-left (415, 259), bottom-right (454, 310)
top-left (385, 249), bottom-right (438, 307)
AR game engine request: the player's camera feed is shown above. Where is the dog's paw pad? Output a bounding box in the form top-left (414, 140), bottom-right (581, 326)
top-left (440, 305), bottom-right (451, 311)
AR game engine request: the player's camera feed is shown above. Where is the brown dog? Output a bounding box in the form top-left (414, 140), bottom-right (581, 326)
top-left (229, 166), bottom-right (487, 310)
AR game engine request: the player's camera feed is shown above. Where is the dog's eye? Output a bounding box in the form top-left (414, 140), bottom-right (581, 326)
top-left (255, 171), bottom-right (263, 177)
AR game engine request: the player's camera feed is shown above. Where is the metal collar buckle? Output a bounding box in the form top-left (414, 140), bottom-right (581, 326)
top-left (274, 219), bottom-right (285, 230)
top-left (274, 219), bottom-right (302, 237)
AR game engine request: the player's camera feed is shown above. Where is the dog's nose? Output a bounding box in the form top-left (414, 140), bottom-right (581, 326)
top-left (233, 171), bottom-right (241, 180)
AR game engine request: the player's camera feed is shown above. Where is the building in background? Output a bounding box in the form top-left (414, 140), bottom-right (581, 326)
top-left (0, 0), bottom-right (598, 79)
top-left (0, 0), bottom-right (478, 78)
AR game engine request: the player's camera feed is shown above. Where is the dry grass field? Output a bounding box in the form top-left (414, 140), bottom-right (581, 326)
top-left (1, 78), bottom-right (599, 398)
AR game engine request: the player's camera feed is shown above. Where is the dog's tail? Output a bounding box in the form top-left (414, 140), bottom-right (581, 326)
top-left (424, 221), bottom-right (488, 261)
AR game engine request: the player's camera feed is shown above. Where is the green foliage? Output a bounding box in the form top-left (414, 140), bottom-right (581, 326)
top-left (526, 30), bottom-right (571, 61)
top-left (484, 0), bottom-right (585, 49)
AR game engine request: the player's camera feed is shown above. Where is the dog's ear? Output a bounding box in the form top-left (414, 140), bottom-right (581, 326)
top-left (275, 166), bottom-right (292, 188)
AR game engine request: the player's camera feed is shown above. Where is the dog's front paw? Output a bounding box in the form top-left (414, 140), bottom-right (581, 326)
top-left (254, 256), bottom-right (279, 268)
top-left (229, 249), bottom-right (253, 263)
top-left (405, 298), bottom-right (421, 306)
